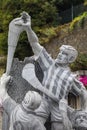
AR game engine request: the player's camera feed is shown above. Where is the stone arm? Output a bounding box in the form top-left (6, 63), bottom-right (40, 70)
top-left (26, 26), bottom-right (43, 57)
top-left (59, 98), bottom-right (73, 130)
top-left (6, 17), bottom-right (25, 75)
top-left (0, 74), bottom-right (11, 103)
top-left (6, 12), bottom-right (43, 75)
top-left (72, 78), bottom-right (87, 111)
top-left (81, 88), bottom-right (87, 111)
top-left (15, 11), bottom-right (43, 57)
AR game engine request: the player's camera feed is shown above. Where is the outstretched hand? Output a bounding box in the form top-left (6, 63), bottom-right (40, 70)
top-left (14, 11), bottom-right (31, 29)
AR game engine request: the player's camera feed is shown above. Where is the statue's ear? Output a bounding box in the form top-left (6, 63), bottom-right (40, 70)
top-left (69, 56), bottom-right (75, 63)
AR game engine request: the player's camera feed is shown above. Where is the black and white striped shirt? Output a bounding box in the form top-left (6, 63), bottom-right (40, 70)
top-left (37, 48), bottom-right (86, 101)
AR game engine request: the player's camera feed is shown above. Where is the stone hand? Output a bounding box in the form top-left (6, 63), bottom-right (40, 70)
top-left (0, 73), bottom-right (11, 102)
top-left (0, 73), bottom-right (11, 87)
top-left (14, 11), bottom-right (31, 30)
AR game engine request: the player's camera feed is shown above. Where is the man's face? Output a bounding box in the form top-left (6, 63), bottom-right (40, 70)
top-left (56, 50), bottom-right (69, 64)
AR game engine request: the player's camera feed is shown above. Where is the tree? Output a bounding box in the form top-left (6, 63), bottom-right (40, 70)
top-left (0, 0), bottom-right (58, 59)
top-left (54, 0), bottom-right (84, 11)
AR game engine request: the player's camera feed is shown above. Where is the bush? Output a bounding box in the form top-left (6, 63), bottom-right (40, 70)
top-left (0, 57), bottom-right (6, 76)
top-left (0, 0), bottom-right (59, 58)
top-left (0, 57), bottom-right (6, 68)
top-left (70, 53), bottom-right (87, 71)
top-left (0, 68), bottom-right (5, 76)
top-left (35, 27), bottom-right (57, 44)
top-left (70, 12), bottom-right (87, 30)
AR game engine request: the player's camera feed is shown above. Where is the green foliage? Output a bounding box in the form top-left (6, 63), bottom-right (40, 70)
top-left (0, 33), bottom-right (8, 55)
top-left (70, 12), bottom-right (87, 30)
top-left (35, 27), bottom-right (57, 44)
top-left (0, 56), bottom-right (6, 76)
top-left (0, 68), bottom-right (5, 76)
top-left (70, 53), bottom-right (87, 71)
top-left (0, 0), bottom-right (85, 60)
top-left (55, 0), bottom-right (84, 11)
top-left (0, 57), bottom-right (6, 68)
top-left (2, 13), bottom-right (13, 31)
top-left (0, 0), bottom-right (59, 59)
top-left (84, 0), bottom-right (87, 6)
top-left (14, 32), bottom-right (33, 60)
top-left (70, 17), bottom-right (81, 30)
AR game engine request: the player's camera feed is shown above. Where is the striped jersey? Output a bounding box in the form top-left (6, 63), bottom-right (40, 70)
top-left (37, 48), bottom-right (85, 101)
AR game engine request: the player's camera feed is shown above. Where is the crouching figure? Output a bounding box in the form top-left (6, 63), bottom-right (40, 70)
top-left (0, 73), bottom-right (46, 130)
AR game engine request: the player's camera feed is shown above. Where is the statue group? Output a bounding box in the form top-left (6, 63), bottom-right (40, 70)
top-left (0, 11), bottom-right (87, 130)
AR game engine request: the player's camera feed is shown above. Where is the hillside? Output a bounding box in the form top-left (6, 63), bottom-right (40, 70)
top-left (43, 22), bottom-right (87, 59)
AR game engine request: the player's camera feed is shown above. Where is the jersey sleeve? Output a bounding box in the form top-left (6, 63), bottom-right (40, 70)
top-left (36, 47), bottom-right (53, 72)
top-left (71, 78), bottom-right (86, 95)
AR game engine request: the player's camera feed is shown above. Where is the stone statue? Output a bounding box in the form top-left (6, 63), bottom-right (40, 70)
top-left (71, 110), bottom-right (87, 130)
top-left (1, 11), bottom-right (87, 130)
top-left (59, 98), bottom-right (73, 130)
top-left (0, 74), bottom-right (46, 130)
top-left (59, 97), bottom-right (87, 130)
top-left (12, 11), bottom-right (87, 130)
top-left (70, 88), bottom-right (87, 130)
top-left (6, 11), bottom-right (30, 75)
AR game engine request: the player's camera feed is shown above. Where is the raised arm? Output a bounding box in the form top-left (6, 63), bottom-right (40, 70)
top-left (26, 26), bottom-right (43, 56)
top-left (15, 11), bottom-right (43, 56)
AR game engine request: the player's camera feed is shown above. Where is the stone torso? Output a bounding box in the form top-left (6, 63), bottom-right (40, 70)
top-left (37, 48), bottom-right (73, 100)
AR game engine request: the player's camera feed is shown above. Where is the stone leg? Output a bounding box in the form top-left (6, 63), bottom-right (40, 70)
top-left (51, 100), bottom-right (63, 130)
top-left (35, 98), bottom-right (50, 124)
top-left (36, 116), bottom-right (47, 124)
top-left (51, 122), bottom-right (63, 130)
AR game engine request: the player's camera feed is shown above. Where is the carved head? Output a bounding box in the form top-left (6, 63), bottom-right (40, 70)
top-left (72, 110), bottom-right (87, 130)
top-left (56, 45), bottom-right (78, 64)
top-left (22, 91), bottom-right (42, 110)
